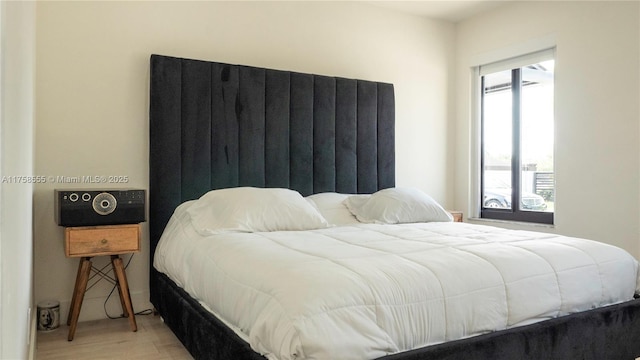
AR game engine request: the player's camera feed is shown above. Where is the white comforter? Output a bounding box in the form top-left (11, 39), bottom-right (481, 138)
top-left (154, 205), bottom-right (640, 360)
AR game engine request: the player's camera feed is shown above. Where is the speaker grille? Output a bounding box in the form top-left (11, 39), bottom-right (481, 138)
top-left (92, 192), bottom-right (117, 215)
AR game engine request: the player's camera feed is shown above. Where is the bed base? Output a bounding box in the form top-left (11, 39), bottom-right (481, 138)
top-left (153, 270), bottom-right (640, 360)
top-left (152, 270), bottom-right (265, 360)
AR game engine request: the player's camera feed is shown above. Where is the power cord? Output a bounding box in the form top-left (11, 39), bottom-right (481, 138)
top-left (103, 254), bottom-right (154, 319)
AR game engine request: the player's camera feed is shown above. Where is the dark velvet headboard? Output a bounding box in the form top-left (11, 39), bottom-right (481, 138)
top-left (149, 54), bottom-right (395, 297)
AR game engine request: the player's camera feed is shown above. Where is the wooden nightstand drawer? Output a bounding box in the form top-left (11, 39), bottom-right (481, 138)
top-left (65, 224), bottom-right (141, 257)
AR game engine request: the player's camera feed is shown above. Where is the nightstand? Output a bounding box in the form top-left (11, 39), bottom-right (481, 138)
top-left (64, 224), bottom-right (140, 341)
top-left (449, 211), bottom-right (463, 222)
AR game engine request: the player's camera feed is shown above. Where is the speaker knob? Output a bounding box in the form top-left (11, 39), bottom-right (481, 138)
top-left (92, 192), bottom-right (117, 216)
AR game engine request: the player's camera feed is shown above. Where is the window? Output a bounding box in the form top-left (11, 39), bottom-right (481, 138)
top-left (480, 49), bottom-right (555, 224)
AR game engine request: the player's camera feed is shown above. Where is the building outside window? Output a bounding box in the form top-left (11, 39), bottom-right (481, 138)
top-left (480, 49), bottom-right (555, 224)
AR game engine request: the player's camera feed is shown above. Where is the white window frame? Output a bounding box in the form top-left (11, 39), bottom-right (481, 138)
top-left (468, 37), bottom-right (557, 223)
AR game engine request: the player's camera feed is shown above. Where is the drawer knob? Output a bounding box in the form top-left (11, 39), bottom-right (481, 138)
top-left (101, 238), bottom-right (108, 245)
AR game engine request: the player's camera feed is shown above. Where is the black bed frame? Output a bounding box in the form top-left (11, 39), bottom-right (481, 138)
top-left (149, 54), bottom-right (640, 360)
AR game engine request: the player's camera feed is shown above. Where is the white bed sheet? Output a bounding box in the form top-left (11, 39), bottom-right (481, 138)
top-left (154, 202), bottom-right (640, 360)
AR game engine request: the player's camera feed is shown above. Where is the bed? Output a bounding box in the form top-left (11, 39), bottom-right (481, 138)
top-left (149, 54), bottom-right (640, 360)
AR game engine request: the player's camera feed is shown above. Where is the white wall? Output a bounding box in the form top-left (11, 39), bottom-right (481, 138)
top-left (455, 1), bottom-right (640, 257)
top-left (1, 1), bottom-right (36, 358)
top-left (34, 1), bottom-right (454, 322)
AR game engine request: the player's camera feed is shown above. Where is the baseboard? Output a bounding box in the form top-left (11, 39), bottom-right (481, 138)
top-left (28, 304), bottom-right (37, 360)
top-left (57, 290), bottom-right (152, 323)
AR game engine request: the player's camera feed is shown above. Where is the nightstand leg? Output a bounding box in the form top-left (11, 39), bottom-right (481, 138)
top-left (68, 257), bottom-right (92, 341)
top-left (111, 255), bottom-right (137, 332)
top-left (67, 258), bottom-right (85, 326)
top-left (110, 255), bottom-right (128, 317)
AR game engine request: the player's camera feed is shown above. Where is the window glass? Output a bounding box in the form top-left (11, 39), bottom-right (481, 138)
top-left (482, 70), bottom-right (513, 210)
top-left (520, 60), bottom-right (554, 213)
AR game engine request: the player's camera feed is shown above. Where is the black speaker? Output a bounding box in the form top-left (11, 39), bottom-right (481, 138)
top-left (55, 189), bottom-right (146, 227)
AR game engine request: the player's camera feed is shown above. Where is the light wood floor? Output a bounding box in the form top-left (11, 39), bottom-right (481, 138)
top-left (36, 314), bottom-right (193, 360)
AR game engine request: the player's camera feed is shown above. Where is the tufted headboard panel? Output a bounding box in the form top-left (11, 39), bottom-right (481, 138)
top-left (149, 54), bottom-right (395, 270)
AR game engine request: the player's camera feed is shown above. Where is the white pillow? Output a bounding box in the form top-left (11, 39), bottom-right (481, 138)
top-left (305, 193), bottom-right (360, 225)
top-left (187, 187), bottom-right (330, 235)
top-left (343, 187), bottom-right (453, 224)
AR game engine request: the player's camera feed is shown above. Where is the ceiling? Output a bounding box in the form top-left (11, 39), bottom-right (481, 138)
top-left (366, 1), bottom-right (509, 22)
